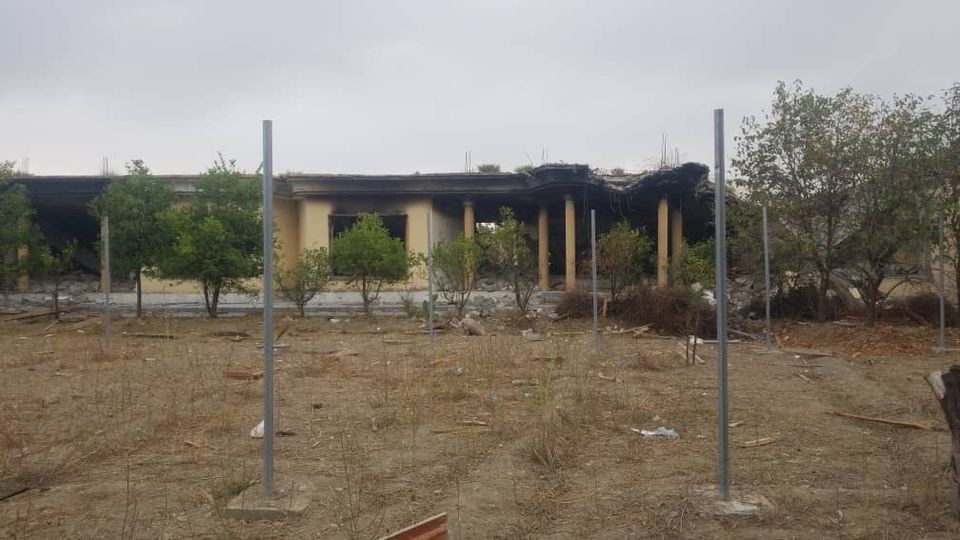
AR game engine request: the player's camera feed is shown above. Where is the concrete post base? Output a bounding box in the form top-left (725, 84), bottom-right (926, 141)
top-left (224, 483), bottom-right (310, 521)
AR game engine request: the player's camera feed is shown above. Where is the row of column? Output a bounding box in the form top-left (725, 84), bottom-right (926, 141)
top-left (657, 198), bottom-right (684, 287)
top-left (463, 196), bottom-right (682, 292)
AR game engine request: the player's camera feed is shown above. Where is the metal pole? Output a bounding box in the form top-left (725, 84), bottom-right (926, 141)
top-left (261, 119), bottom-right (275, 495)
top-left (102, 214), bottom-right (111, 353)
top-left (590, 209), bottom-right (599, 352)
top-left (714, 108), bottom-right (730, 500)
top-left (428, 211), bottom-right (435, 351)
top-left (939, 209), bottom-right (946, 353)
top-left (762, 206), bottom-right (772, 350)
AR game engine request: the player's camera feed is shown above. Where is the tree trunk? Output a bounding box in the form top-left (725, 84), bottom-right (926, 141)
top-left (209, 284), bottom-right (221, 318)
top-left (360, 275), bottom-right (371, 314)
top-left (298, 300), bottom-right (305, 318)
top-left (53, 280), bottom-right (60, 320)
top-left (927, 367), bottom-right (960, 517)
top-left (135, 270), bottom-right (142, 319)
top-left (816, 270), bottom-right (830, 322)
top-left (954, 256), bottom-right (960, 322)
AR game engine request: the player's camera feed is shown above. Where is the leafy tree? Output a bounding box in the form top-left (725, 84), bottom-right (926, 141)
top-left (672, 238), bottom-right (715, 364)
top-left (91, 159), bottom-right (175, 317)
top-left (846, 95), bottom-right (939, 325)
top-left (734, 81), bottom-right (873, 321)
top-left (673, 238), bottom-right (715, 288)
top-left (938, 82), bottom-right (960, 317)
top-left (156, 155), bottom-right (262, 318)
top-left (479, 206), bottom-right (537, 313)
top-left (275, 247), bottom-right (331, 318)
top-left (432, 234), bottom-right (482, 317)
top-left (514, 164), bottom-right (534, 174)
top-left (331, 212), bottom-right (414, 314)
top-left (476, 163), bottom-right (501, 173)
top-left (0, 161), bottom-right (45, 289)
top-left (597, 221), bottom-right (653, 302)
top-left (37, 239), bottom-right (77, 318)
top-left (609, 167), bottom-right (626, 176)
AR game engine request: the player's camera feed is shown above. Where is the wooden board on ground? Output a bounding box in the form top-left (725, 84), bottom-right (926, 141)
top-left (829, 411), bottom-right (936, 431)
top-left (379, 512), bottom-right (448, 540)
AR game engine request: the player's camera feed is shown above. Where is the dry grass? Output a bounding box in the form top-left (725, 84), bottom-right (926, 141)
top-left (0, 312), bottom-right (959, 538)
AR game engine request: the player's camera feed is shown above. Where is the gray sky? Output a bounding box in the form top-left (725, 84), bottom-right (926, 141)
top-left (2, 0), bottom-right (958, 176)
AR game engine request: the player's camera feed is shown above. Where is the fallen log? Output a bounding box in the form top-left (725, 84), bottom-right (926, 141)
top-left (829, 411), bottom-right (934, 431)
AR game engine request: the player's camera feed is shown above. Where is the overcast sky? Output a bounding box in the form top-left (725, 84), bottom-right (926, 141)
top-left (2, 0), bottom-right (958, 176)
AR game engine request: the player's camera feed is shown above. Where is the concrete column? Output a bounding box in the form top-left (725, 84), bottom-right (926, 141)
top-left (564, 195), bottom-right (576, 291)
top-left (463, 200), bottom-right (475, 239)
top-left (671, 206), bottom-right (683, 266)
top-left (538, 204), bottom-right (549, 291)
top-left (16, 245), bottom-right (29, 292)
top-left (657, 197), bottom-right (669, 287)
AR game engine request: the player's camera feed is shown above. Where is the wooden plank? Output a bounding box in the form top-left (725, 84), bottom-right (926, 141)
top-left (223, 369), bottom-right (263, 381)
top-left (742, 437), bottom-right (776, 448)
top-left (829, 411), bottom-right (935, 431)
top-left (379, 513), bottom-right (448, 540)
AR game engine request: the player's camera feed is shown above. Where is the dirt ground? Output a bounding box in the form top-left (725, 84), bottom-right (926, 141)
top-left (2, 311), bottom-right (960, 539)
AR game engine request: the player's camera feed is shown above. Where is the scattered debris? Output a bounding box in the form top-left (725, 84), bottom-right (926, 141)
top-left (511, 378), bottom-right (539, 386)
top-left (1, 308), bottom-right (73, 323)
top-left (454, 366), bottom-right (469, 376)
top-left (795, 373), bottom-right (812, 383)
top-left (829, 411), bottom-right (935, 431)
top-left (256, 342), bottom-right (290, 350)
top-left (597, 372), bottom-right (620, 382)
top-left (460, 419), bottom-right (489, 426)
top-left (214, 330), bottom-right (250, 338)
top-left (729, 329), bottom-right (762, 341)
top-left (310, 438), bottom-right (324, 448)
top-left (521, 329), bottom-right (543, 341)
top-left (183, 440), bottom-right (218, 450)
top-left (250, 420), bottom-right (264, 439)
top-left (276, 430), bottom-right (296, 437)
top-left (741, 437), bottom-right (776, 448)
top-left (728, 421), bottom-right (745, 428)
top-left (124, 332), bottom-right (175, 340)
top-left (632, 427), bottom-right (679, 438)
top-left (223, 369), bottom-right (264, 381)
top-left (460, 317), bottom-right (485, 336)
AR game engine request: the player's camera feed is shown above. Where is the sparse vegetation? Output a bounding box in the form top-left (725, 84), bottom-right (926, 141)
top-left (478, 206), bottom-right (538, 314)
top-left (431, 234), bottom-right (482, 317)
top-left (275, 247), bottom-right (331, 317)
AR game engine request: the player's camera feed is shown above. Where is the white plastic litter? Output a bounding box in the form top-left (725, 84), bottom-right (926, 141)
top-left (250, 420), bottom-right (264, 439)
top-left (631, 426), bottom-right (679, 438)
top-left (687, 336), bottom-right (705, 346)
